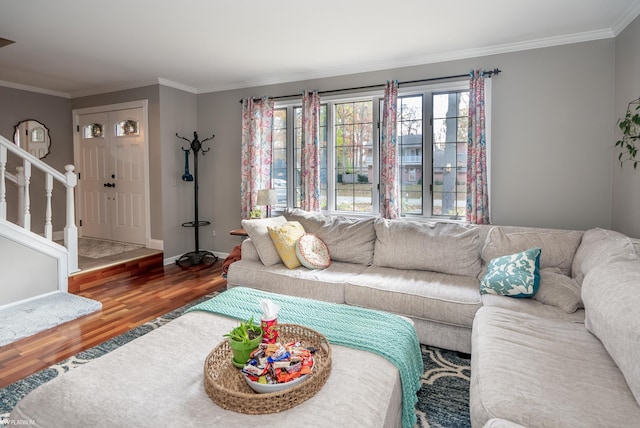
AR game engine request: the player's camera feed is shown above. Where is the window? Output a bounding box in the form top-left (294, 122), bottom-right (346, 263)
top-left (293, 105), bottom-right (328, 209)
top-left (115, 119), bottom-right (139, 136)
top-left (432, 91), bottom-right (469, 218)
top-left (270, 81), bottom-right (480, 219)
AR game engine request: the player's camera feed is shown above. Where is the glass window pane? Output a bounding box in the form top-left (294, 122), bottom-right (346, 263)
top-left (116, 119), bottom-right (139, 136)
top-left (83, 123), bottom-right (103, 138)
top-left (431, 90), bottom-right (469, 218)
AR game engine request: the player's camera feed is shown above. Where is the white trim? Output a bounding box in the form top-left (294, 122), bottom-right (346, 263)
top-left (72, 100), bottom-right (151, 248)
top-left (612, 2), bottom-right (640, 36)
top-left (69, 78), bottom-right (198, 98)
top-left (197, 29), bottom-right (616, 94)
top-left (0, 79), bottom-right (70, 98)
top-left (148, 238), bottom-right (163, 251)
top-left (0, 290), bottom-right (60, 312)
top-left (163, 250), bottom-right (228, 266)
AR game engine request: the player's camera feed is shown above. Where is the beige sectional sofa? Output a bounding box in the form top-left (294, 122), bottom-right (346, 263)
top-left (227, 209), bottom-right (640, 427)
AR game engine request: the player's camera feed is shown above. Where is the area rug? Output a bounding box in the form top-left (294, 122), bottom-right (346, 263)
top-left (0, 293), bottom-right (471, 426)
top-left (0, 292), bottom-right (102, 347)
top-left (77, 237), bottom-right (143, 259)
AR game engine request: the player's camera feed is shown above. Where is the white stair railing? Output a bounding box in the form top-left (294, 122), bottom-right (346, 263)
top-left (0, 134), bottom-right (78, 274)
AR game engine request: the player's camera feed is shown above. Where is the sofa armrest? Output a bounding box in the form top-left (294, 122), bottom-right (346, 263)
top-left (240, 238), bottom-right (261, 263)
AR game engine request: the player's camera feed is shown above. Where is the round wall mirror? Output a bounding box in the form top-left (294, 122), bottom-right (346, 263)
top-left (14, 119), bottom-right (51, 159)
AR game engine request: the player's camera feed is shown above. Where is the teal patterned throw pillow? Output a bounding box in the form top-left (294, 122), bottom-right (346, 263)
top-left (480, 248), bottom-right (542, 298)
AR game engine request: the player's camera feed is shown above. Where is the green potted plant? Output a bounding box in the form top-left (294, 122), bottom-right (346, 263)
top-left (224, 316), bottom-right (263, 367)
top-left (615, 98), bottom-right (640, 169)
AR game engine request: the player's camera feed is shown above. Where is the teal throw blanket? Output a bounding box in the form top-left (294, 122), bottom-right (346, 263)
top-left (187, 287), bottom-right (423, 428)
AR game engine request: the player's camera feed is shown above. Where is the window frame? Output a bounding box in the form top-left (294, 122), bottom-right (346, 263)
top-left (271, 79), bottom-right (491, 221)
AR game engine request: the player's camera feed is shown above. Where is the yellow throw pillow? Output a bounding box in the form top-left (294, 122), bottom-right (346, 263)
top-left (267, 221), bottom-right (306, 269)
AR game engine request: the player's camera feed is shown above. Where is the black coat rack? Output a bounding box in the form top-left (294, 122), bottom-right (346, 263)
top-left (175, 131), bottom-right (218, 267)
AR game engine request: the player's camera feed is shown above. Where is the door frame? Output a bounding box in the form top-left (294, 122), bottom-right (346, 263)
top-left (72, 100), bottom-right (151, 247)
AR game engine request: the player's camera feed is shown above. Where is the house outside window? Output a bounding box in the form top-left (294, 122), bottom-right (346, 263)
top-left (270, 80), bottom-right (482, 220)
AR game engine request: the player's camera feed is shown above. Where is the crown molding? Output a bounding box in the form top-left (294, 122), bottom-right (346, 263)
top-left (612, 2), bottom-right (640, 35)
top-left (0, 79), bottom-right (70, 98)
top-left (197, 28), bottom-right (617, 94)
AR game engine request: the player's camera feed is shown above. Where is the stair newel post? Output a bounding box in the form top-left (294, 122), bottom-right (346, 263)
top-left (64, 164), bottom-right (79, 273)
top-left (22, 160), bottom-right (31, 231)
top-left (44, 173), bottom-right (53, 240)
top-left (0, 145), bottom-right (6, 220)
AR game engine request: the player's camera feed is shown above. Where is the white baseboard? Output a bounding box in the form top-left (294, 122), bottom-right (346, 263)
top-left (148, 239), bottom-right (163, 250)
top-left (163, 250), bottom-right (229, 266)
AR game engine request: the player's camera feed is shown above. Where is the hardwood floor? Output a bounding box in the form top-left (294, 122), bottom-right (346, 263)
top-left (0, 261), bottom-right (226, 389)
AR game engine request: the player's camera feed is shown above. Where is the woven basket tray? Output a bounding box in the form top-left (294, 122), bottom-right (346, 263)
top-left (204, 323), bottom-right (332, 414)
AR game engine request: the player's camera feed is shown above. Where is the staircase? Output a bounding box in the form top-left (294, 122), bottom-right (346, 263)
top-left (0, 134), bottom-right (78, 309)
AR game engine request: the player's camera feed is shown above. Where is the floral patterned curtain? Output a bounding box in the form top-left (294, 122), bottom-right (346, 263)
top-left (240, 97), bottom-right (274, 219)
top-left (466, 70), bottom-right (490, 224)
top-left (300, 90), bottom-right (321, 211)
top-left (380, 80), bottom-right (400, 219)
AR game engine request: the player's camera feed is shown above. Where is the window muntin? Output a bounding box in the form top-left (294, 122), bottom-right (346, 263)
top-left (397, 95), bottom-right (424, 215)
top-left (334, 101), bottom-right (373, 212)
top-left (293, 105), bottom-right (328, 209)
top-left (272, 108), bottom-right (287, 207)
top-left (271, 83), bottom-right (476, 220)
top-left (431, 91), bottom-right (469, 218)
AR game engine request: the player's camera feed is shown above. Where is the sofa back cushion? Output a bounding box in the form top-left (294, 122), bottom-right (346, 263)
top-left (582, 261), bottom-right (640, 406)
top-left (481, 227), bottom-right (582, 276)
top-left (284, 208), bottom-right (376, 265)
top-left (372, 219), bottom-right (481, 277)
top-left (571, 228), bottom-right (639, 285)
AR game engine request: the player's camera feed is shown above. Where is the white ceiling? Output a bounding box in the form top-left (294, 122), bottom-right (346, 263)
top-left (1, 0), bottom-right (639, 98)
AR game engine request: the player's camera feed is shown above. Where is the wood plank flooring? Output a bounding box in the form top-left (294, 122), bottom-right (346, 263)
top-left (0, 261), bottom-right (226, 389)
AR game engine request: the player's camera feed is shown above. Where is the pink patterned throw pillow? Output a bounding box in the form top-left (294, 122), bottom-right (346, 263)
top-left (295, 233), bottom-right (331, 269)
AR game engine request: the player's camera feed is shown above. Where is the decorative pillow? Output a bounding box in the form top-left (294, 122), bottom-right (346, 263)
top-left (480, 248), bottom-right (541, 298)
top-left (241, 216), bottom-right (288, 266)
top-left (296, 234), bottom-right (331, 269)
top-left (533, 269), bottom-right (583, 313)
top-left (482, 227), bottom-right (582, 276)
top-left (267, 221), bottom-right (306, 269)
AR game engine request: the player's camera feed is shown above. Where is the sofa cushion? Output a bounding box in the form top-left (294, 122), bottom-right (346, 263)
top-left (284, 208), bottom-right (376, 265)
top-left (480, 248), bottom-right (541, 298)
top-left (480, 294), bottom-right (585, 322)
top-left (267, 221), bottom-right (306, 269)
top-left (345, 266), bottom-right (482, 328)
top-left (571, 228), bottom-right (639, 285)
top-left (471, 306), bottom-right (640, 428)
top-left (481, 227), bottom-right (582, 276)
top-left (241, 216), bottom-right (288, 266)
top-left (534, 269), bottom-right (582, 313)
top-left (373, 219), bottom-right (481, 277)
top-left (582, 261), bottom-right (640, 406)
top-left (227, 260), bottom-right (367, 304)
top-left (295, 233), bottom-right (331, 269)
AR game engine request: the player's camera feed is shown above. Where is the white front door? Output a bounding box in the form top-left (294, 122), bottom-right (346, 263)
top-left (75, 105), bottom-right (148, 245)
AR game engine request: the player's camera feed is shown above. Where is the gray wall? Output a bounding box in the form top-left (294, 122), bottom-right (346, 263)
top-left (0, 87), bottom-right (72, 232)
top-left (0, 234), bottom-right (58, 306)
top-left (158, 85), bottom-right (199, 259)
top-left (612, 14), bottom-right (640, 239)
top-left (198, 39), bottom-right (617, 254)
